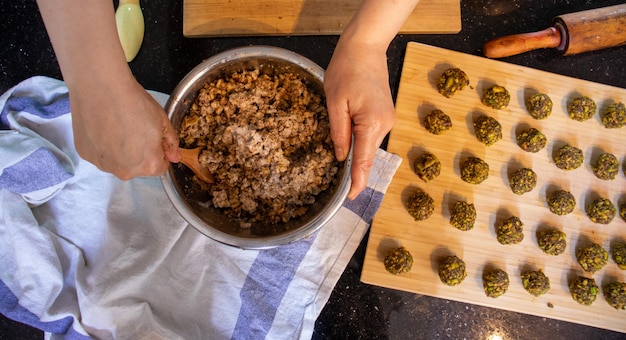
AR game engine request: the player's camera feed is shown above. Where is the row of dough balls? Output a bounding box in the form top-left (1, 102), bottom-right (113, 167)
top-left (436, 67), bottom-right (626, 128)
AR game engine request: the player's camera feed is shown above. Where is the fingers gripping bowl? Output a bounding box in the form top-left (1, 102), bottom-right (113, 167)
top-left (161, 46), bottom-right (352, 249)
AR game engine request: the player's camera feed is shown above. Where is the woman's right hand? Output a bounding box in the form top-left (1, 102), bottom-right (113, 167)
top-left (69, 75), bottom-right (181, 179)
top-left (37, 0), bottom-right (180, 180)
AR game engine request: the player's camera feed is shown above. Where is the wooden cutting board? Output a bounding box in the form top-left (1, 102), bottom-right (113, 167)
top-left (183, 0), bottom-right (460, 37)
top-left (361, 42), bottom-right (626, 333)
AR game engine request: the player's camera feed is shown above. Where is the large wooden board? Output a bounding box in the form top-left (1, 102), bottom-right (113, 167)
top-left (183, 0), bottom-right (460, 37)
top-left (361, 42), bottom-right (626, 333)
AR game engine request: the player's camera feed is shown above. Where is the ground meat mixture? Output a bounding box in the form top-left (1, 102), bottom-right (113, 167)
top-left (179, 69), bottom-right (338, 227)
top-left (526, 93), bottom-right (552, 120)
top-left (424, 109), bottom-right (452, 134)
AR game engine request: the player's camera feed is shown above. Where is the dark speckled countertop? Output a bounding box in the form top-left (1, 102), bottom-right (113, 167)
top-left (1, 0), bottom-right (625, 339)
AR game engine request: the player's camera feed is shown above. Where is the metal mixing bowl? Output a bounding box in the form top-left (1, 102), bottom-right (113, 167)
top-left (161, 46), bottom-right (351, 249)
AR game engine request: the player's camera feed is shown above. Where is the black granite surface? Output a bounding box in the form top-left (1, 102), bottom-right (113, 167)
top-left (1, 0), bottom-right (625, 339)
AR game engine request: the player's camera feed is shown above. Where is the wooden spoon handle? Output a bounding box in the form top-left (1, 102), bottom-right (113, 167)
top-left (179, 147), bottom-right (215, 183)
top-left (483, 27), bottom-right (562, 58)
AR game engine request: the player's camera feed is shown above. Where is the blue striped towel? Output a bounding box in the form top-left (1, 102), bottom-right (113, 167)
top-left (0, 76), bottom-right (401, 340)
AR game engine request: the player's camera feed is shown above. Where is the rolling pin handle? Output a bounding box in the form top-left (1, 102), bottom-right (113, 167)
top-left (483, 27), bottom-right (562, 58)
top-left (553, 21), bottom-right (569, 53)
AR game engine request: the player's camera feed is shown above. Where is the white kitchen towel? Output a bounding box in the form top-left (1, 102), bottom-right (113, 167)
top-left (0, 76), bottom-right (402, 340)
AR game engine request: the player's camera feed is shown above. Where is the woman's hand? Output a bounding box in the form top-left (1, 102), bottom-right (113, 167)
top-left (325, 0), bottom-right (420, 199)
top-left (70, 76), bottom-right (180, 179)
top-left (324, 42), bottom-right (396, 200)
top-left (37, 0), bottom-right (180, 180)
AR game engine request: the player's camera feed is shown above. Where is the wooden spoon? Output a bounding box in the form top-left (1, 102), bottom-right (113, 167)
top-left (179, 147), bottom-right (214, 183)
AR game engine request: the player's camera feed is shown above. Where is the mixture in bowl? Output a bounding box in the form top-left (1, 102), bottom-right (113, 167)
top-left (179, 69), bottom-right (339, 228)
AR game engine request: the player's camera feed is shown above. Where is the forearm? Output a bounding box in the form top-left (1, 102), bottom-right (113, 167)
top-left (325, 0), bottom-right (419, 198)
top-left (36, 0), bottom-right (133, 94)
top-left (36, 0), bottom-right (181, 178)
top-left (340, 0), bottom-right (421, 50)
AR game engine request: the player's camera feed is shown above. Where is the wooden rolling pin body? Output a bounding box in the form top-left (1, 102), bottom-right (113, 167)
top-left (484, 4), bottom-right (626, 58)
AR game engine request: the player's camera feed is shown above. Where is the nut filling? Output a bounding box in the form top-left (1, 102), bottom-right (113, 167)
top-left (576, 243), bottom-right (608, 273)
top-left (537, 229), bottom-right (567, 256)
top-left (179, 69), bottom-right (339, 228)
top-left (568, 96), bottom-right (597, 122)
top-left (424, 109), bottom-right (453, 135)
top-left (592, 152), bottom-right (619, 180)
top-left (601, 102), bottom-right (626, 128)
top-left (603, 282), bottom-right (626, 310)
top-left (438, 255), bottom-right (467, 286)
top-left (449, 201), bottom-right (476, 231)
top-left (483, 269), bottom-right (510, 298)
top-left (496, 216), bottom-right (524, 245)
top-left (481, 84), bottom-right (510, 109)
top-left (460, 157), bottom-right (489, 184)
top-left (414, 152), bottom-right (441, 182)
top-left (586, 198), bottom-right (616, 224)
top-left (384, 246), bottom-right (414, 275)
top-left (521, 270), bottom-right (550, 296)
top-left (613, 243), bottom-right (626, 270)
top-left (526, 93), bottom-right (553, 120)
top-left (553, 144), bottom-right (584, 170)
top-left (569, 276), bottom-right (599, 306)
top-left (406, 189), bottom-right (435, 221)
top-left (516, 127), bottom-right (547, 153)
top-left (436, 68), bottom-right (470, 98)
top-left (473, 115), bottom-right (502, 146)
top-left (509, 168), bottom-right (537, 195)
top-left (547, 190), bottom-right (576, 215)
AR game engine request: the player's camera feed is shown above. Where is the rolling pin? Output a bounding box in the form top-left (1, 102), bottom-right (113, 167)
top-left (483, 4), bottom-right (626, 58)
